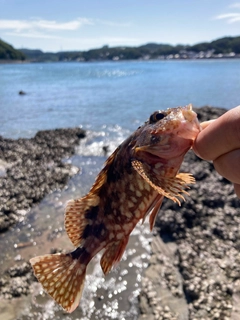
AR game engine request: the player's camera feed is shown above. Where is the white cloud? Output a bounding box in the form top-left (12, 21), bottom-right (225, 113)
top-left (0, 20), bottom-right (30, 31)
top-left (214, 3), bottom-right (240, 23)
top-left (0, 17), bottom-right (134, 51)
top-left (0, 17), bottom-right (131, 32)
top-left (0, 18), bottom-right (93, 32)
top-left (215, 13), bottom-right (240, 23)
top-left (33, 18), bottom-right (93, 30)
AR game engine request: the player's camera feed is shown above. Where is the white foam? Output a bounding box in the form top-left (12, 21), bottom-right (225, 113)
top-left (76, 125), bottom-right (131, 157)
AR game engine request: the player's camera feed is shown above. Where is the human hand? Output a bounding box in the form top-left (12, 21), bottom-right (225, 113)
top-left (193, 106), bottom-right (240, 198)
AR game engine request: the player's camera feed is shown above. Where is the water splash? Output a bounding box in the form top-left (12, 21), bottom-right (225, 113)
top-left (76, 125), bottom-right (131, 157)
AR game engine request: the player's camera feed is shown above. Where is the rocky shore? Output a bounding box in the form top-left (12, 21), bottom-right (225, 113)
top-left (138, 106), bottom-right (240, 320)
top-left (0, 127), bottom-right (85, 233)
top-left (1, 106), bottom-right (240, 320)
top-left (0, 127), bottom-right (86, 304)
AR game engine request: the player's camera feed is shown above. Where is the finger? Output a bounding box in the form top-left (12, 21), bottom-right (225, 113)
top-left (193, 106), bottom-right (240, 161)
top-left (200, 119), bottom-right (216, 130)
top-left (213, 149), bottom-right (240, 184)
top-left (234, 183), bottom-right (240, 198)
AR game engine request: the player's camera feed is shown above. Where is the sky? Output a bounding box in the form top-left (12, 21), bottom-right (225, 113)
top-left (1, 0), bottom-right (240, 52)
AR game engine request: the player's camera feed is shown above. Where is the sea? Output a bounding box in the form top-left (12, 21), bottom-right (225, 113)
top-left (0, 59), bottom-right (240, 320)
top-left (1, 59), bottom-right (240, 141)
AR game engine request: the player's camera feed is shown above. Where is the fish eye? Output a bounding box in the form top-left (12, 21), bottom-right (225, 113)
top-left (149, 112), bottom-right (166, 123)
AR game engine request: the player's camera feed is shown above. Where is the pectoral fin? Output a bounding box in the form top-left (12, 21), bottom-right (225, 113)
top-left (132, 160), bottom-right (195, 205)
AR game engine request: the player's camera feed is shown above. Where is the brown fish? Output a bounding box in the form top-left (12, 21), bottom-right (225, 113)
top-left (30, 104), bottom-right (201, 312)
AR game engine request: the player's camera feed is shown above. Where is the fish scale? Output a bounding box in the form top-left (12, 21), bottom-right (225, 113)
top-left (30, 104), bottom-right (201, 313)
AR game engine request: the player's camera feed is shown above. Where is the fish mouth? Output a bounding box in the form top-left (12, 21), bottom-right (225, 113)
top-left (135, 143), bottom-right (191, 162)
top-left (177, 104), bottom-right (201, 139)
top-left (181, 104), bottom-right (196, 121)
top-left (135, 144), bottom-right (172, 155)
top-left (134, 104), bottom-right (201, 161)
top-left (134, 147), bottom-right (169, 164)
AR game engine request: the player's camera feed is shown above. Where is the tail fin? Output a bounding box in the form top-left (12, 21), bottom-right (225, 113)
top-left (30, 252), bottom-right (87, 313)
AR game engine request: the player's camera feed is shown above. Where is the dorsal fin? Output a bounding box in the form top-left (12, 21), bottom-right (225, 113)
top-left (89, 146), bottom-right (120, 193)
top-left (64, 148), bottom-right (120, 247)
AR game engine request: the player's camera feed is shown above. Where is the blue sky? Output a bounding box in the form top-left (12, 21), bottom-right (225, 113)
top-left (1, 0), bottom-right (240, 52)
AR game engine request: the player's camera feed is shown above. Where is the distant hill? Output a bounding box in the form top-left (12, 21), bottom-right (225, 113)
top-left (20, 48), bottom-right (59, 62)
top-left (190, 36), bottom-right (240, 54)
top-left (0, 39), bottom-right (26, 60)
top-left (18, 35), bottom-right (240, 62)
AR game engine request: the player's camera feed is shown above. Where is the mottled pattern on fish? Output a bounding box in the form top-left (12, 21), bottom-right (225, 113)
top-left (30, 104), bottom-right (201, 312)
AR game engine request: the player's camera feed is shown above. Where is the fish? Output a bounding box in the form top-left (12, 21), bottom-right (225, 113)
top-left (30, 104), bottom-right (201, 313)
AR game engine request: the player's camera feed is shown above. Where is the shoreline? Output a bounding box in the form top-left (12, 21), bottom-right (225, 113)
top-left (0, 60), bottom-right (29, 64)
top-left (0, 106), bottom-right (240, 319)
top-left (2, 57), bottom-right (240, 64)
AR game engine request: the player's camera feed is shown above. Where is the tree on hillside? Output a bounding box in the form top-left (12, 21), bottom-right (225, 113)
top-left (0, 39), bottom-right (26, 60)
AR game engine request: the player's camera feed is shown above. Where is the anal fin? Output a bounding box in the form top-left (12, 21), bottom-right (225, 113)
top-left (100, 237), bottom-right (129, 275)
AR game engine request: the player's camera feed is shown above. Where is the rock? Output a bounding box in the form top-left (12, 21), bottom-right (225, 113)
top-left (103, 145), bottom-right (109, 156)
top-left (0, 261), bottom-right (35, 299)
top-left (138, 106), bottom-right (240, 320)
top-left (0, 127), bottom-right (86, 233)
top-left (0, 159), bottom-right (9, 177)
top-left (193, 105), bottom-right (227, 122)
top-left (8, 262), bottom-right (31, 277)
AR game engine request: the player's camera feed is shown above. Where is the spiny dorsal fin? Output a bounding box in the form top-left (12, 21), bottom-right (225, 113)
top-left (65, 147), bottom-right (120, 247)
top-left (89, 146), bottom-right (120, 194)
top-left (132, 159), bottom-right (195, 206)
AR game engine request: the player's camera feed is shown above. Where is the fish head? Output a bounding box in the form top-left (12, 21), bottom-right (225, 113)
top-left (133, 104), bottom-right (201, 162)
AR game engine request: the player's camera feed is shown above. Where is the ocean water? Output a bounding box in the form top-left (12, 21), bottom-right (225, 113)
top-left (1, 59), bottom-right (240, 142)
top-left (1, 59), bottom-right (240, 319)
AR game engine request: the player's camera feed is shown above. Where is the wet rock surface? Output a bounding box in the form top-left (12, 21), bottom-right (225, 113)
top-left (0, 127), bottom-right (85, 233)
top-left (0, 262), bottom-right (35, 299)
top-left (139, 106), bottom-right (240, 320)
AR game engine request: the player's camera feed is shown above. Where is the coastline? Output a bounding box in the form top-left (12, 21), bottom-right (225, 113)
top-left (0, 60), bottom-right (29, 64)
top-left (2, 57), bottom-right (240, 65)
